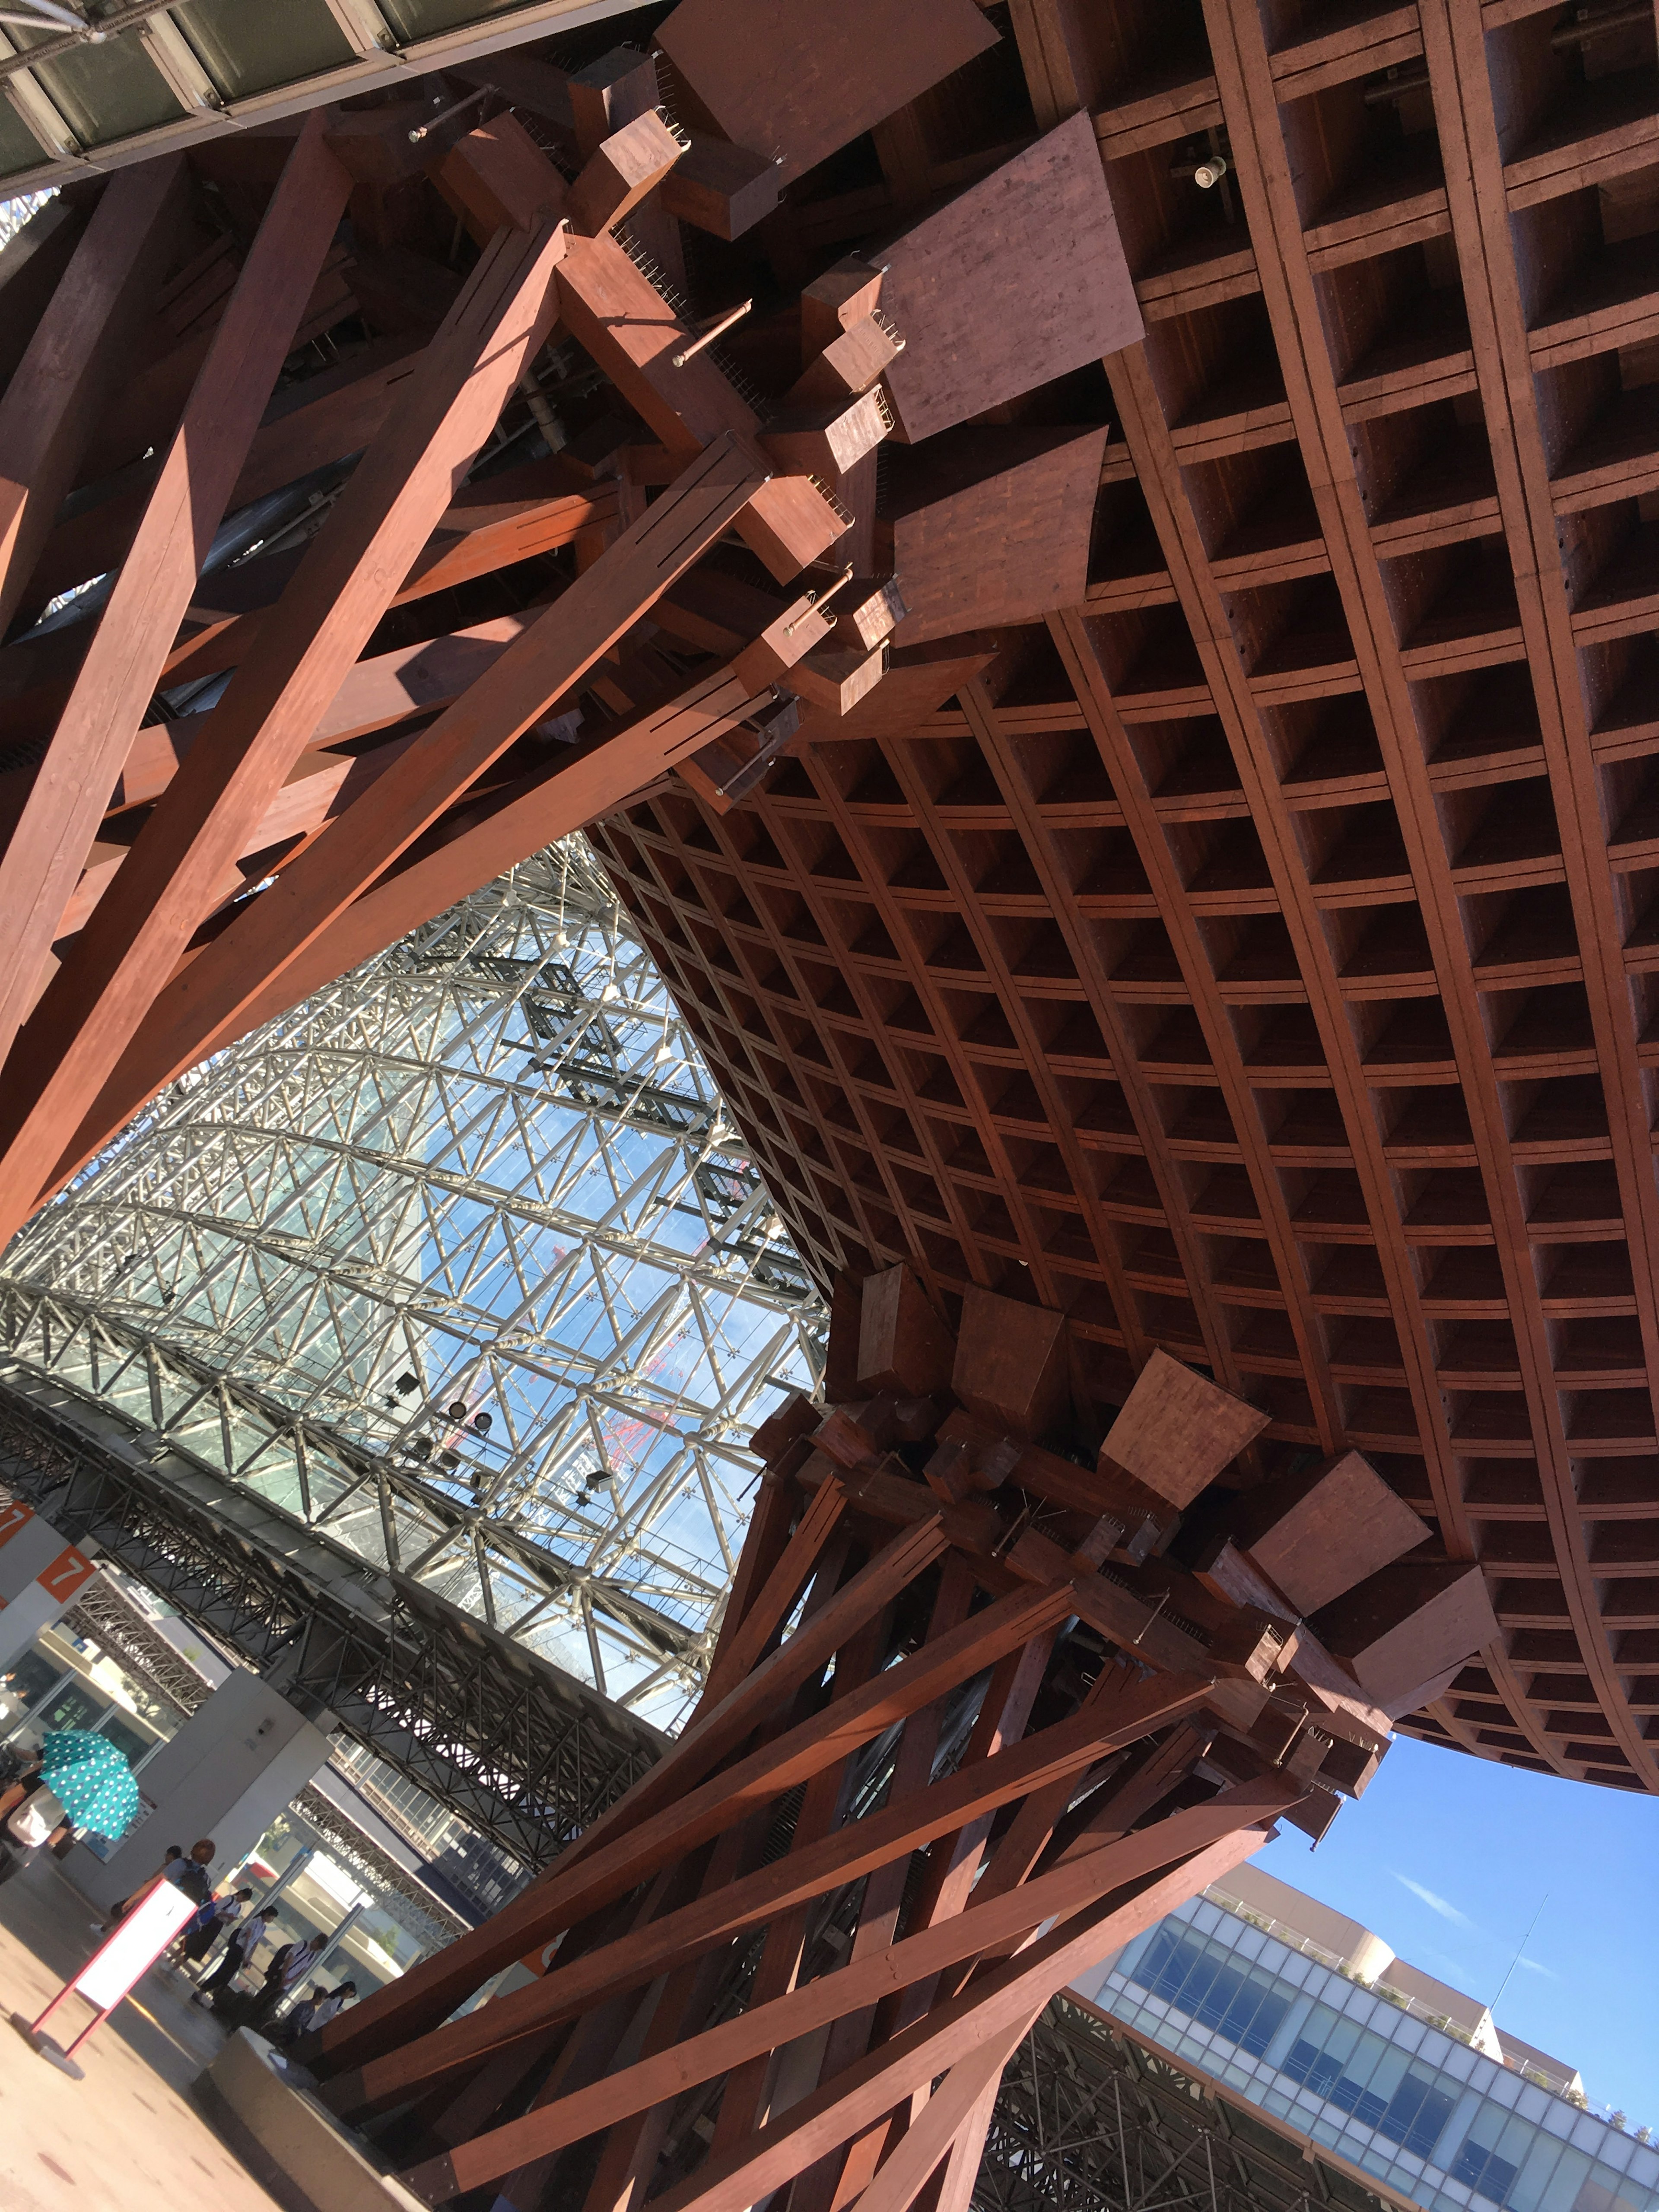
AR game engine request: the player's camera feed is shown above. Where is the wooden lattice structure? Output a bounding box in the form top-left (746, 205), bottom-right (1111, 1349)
top-left (3, 0), bottom-right (1648, 1791)
top-left (0, 2), bottom-right (1645, 2199)
top-left (305, 1268), bottom-right (1493, 2211)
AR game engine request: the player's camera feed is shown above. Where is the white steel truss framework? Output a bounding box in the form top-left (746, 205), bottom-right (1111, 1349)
top-left (0, 839), bottom-right (826, 1734)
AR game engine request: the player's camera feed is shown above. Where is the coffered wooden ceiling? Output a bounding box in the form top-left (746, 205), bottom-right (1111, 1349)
top-left (584, 0), bottom-right (1659, 1796)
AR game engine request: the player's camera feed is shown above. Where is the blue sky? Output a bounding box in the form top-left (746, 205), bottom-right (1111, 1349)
top-left (1256, 1736), bottom-right (1659, 2126)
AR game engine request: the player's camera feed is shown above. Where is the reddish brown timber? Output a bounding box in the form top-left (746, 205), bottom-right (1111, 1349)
top-left (1211, 1449), bottom-right (1430, 1617)
top-left (655, 0), bottom-right (997, 188)
top-left (698, 1474), bottom-right (849, 1709)
top-left (0, 159), bottom-right (188, 640)
top-left (879, 113), bottom-right (1143, 442)
top-left (84, 662), bottom-right (802, 1116)
top-left (693, 1465), bottom-right (799, 1712)
top-left (1100, 1348), bottom-right (1270, 1508)
top-left (0, 215), bottom-right (570, 1246)
top-left (952, 1284), bottom-right (1071, 1438)
top-left (51, 436), bottom-right (768, 1165)
top-left (329, 1580), bottom-right (1074, 2080)
top-left (0, 117), bottom-right (351, 1075)
top-left (398, 1798), bottom-right (1287, 2203)
top-left (858, 1263), bottom-right (957, 1395)
top-left (315, 1514), bottom-right (959, 2068)
top-left (0, 464), bottom-right (617, 757)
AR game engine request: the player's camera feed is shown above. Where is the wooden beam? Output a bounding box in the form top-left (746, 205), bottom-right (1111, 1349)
top-left (567, 109), bottom-right (685, 237)
top-left (0, 462), bottom-right (617, 756)
top-left (317, 1513), bottom-right (956, 2070)
top-left (399, 1799), bottom-right (1285, 2203)
top-left (0, 214), bottom-right (570, 1248)
top-left (0, 115), bottom-right (351, 1078)
top-left (850, 2008), bottom-right (1035, 2212)
top-left (0, 159), bottom-right (188, 640)
top-left (655, 0), bottom-right (997, 189)
top-left (699, 1474), bottom-right (849, 1709)
top-left (693, 1466), bottom-right (800, 1709)
top-left (49, 435), bottom-right (768, 1163)
top-left (370, 1579), bottom-right (1073, 2078)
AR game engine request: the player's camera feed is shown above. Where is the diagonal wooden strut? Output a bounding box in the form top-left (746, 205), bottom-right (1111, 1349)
top-left (0, 210), bottom-right (571, 1249)
top-left (44, 432), bottom-right (771, 1175)
top-left (0, 115), bottom-right (352, 1077)
top-left (401, 1814), bottom-right (1283, 2204)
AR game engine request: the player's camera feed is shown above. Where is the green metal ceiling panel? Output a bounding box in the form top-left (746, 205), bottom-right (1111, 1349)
top-left (172, 0), bottom-right (357, 102)
top-left (0, 100), bottom-right (48, 179)
top-left (0, 0), bottom-right (643, 191)
top-left (375, 0), bottom-right (556, 41)
top-left (15, 26), bottom-right (185, 148)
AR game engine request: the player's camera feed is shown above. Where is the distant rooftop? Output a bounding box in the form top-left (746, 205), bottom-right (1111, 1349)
top-left (1211, 1865), bottom-right (1582, 2100)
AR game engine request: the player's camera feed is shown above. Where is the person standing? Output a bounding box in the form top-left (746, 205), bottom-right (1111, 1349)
top-left (229, 1930), bottom-right (324, 2038)
top-left (195, 1903), bottom-right (276, 2009)
top-left (311, 1979), bottom-right (356, 2029)
top-left (276, 1977), bottom-right (356, 2045)
top-left (178, 1883), bottom-right (254, 1969)
top-left (108, 1837), bottom-right (215, 1924)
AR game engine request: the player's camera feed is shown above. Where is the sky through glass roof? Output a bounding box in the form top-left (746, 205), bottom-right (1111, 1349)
top-left (0, 837), bottom-right (825, 1733)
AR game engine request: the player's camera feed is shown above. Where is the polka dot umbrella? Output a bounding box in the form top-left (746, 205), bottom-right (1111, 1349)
top-left (37, 1728), bottom-right (140, 1840)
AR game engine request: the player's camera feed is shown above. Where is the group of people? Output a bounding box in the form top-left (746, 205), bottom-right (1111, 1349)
top-left (102, 1840), bottom-right (358, 2043)
top-left (193, 1910), bottom-right (357, 2041)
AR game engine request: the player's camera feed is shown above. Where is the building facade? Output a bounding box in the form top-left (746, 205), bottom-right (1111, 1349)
top-left (1076, 1878), bottom-right (1656, 2212)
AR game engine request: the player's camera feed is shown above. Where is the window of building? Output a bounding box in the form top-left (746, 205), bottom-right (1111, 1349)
top-left (1128, 1925), bottom-right (1290, 2058)
top-left (2, 1649), bottom-right (64, 1710)
top-left (1456, 2139), bottom-right (1522, 2205)
top-left (1281, 2011), bottom-right (1454, 2163)
top-left (1376, 2069), bottom-right (1457, 2160)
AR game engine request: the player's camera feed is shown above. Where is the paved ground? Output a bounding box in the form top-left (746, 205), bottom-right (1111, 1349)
top-left (0, 1851), bottom-right (280, 2212)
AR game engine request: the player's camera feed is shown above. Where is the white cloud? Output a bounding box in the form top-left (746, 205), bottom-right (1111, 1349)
top-left (1394, 1874), bottom-right (1475, 1929)
top-left (1516, 1958), bottom-right (1557, 1978)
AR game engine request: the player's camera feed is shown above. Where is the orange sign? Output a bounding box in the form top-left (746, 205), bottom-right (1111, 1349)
top-left (0, 1500), bottom-right (33, 1549)
top-left (36, 1545), bottom-right (96, 1603)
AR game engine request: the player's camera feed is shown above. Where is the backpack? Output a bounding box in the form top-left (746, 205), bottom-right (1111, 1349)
top-left (176, 1861), bottom-right (213, 1907)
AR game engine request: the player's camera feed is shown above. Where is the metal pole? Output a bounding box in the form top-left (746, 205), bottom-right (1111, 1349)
top-left (311, 1897), bottom-right (365, 1982)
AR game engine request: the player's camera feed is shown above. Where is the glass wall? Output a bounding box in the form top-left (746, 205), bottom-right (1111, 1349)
top-left (1082, 1897), bottom-right (1659, 2212)
top-left (0, 1622), bottom-right (184, 1775)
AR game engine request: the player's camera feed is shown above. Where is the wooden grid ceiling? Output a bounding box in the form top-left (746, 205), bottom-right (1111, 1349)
top-left (586, 0), bottom-right (1659, 1797)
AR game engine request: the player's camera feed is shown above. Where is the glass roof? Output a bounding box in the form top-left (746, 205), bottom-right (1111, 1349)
top-left (0, 838), bottom-right (825, 1734)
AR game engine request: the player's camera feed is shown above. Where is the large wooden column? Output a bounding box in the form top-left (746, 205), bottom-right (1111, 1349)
top-left (296, 1270), bottom-right (1494, 2212)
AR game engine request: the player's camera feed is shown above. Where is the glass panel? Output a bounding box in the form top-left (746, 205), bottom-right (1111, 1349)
top-left (1377, 2070), bottom-right (1458, 2161)
top-left (1124, 1923), bottom-right (1291, 2060)
top-left (172, 0), bottom-right (354, 100)
top-left (25, 39), bottom-right (184, 149)
top-left (96, 1712), bottom-right (153, 1767)
top-left (0, 102), bottom-right (47, 179)
top-left (1456, 2142), bottom-right (1526, 2206)
top-left (377, 0), bottom-right (541, 39)
top-left (3, 1649), bottom-right (65, 1710)
top-left (34, 1679), bottom-right (103, 1734)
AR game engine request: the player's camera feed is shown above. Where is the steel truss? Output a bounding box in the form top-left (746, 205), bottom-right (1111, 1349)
top-left (0, 840), bottom-right (825, 1735)
top-left (0, 1379), bottom-right (661, 1867)
top-left (56, 1574), bottom-right (469, 1948)
top-left (979, 1996), bottom-right (1404, 2212)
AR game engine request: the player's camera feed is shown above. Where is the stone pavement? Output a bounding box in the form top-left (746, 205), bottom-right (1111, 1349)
top-left (0, 1850), bottom-right (279, 2212)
